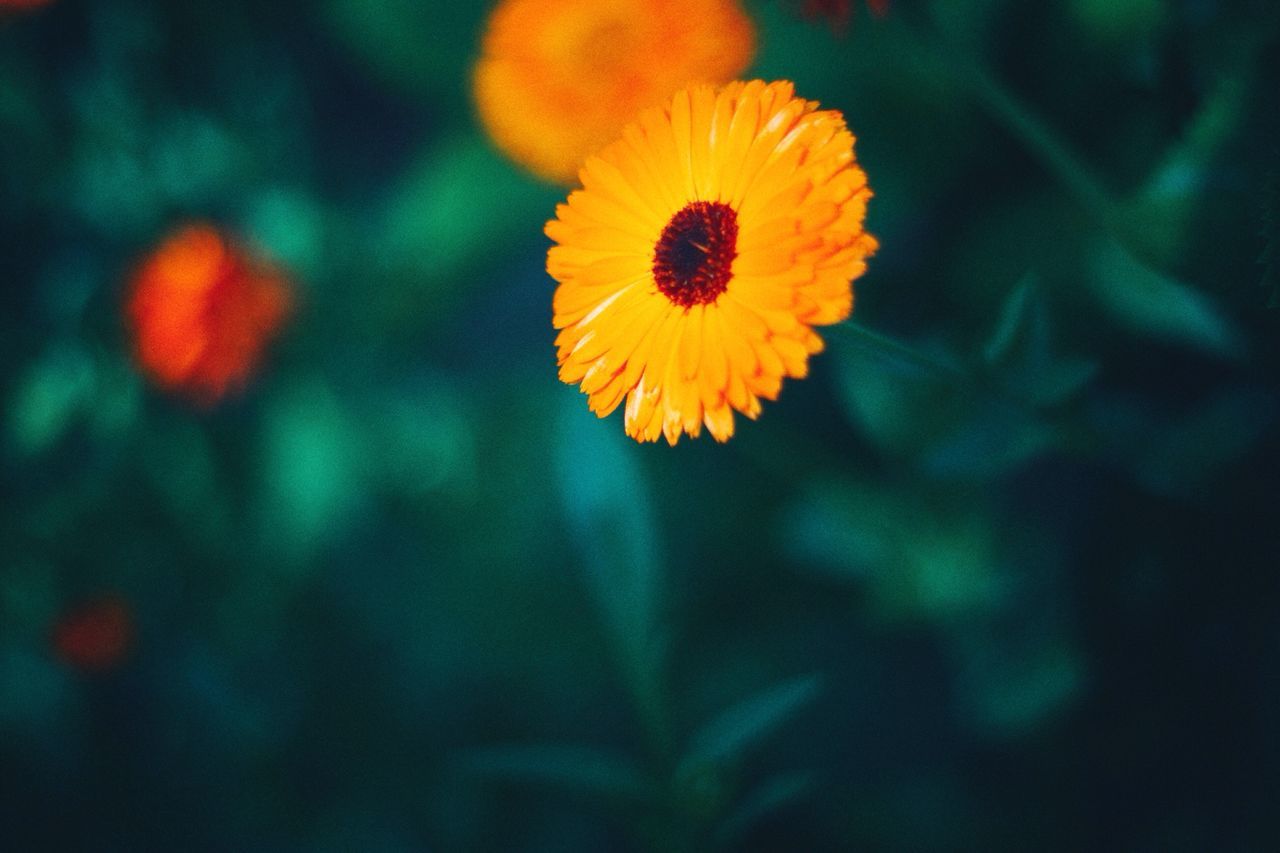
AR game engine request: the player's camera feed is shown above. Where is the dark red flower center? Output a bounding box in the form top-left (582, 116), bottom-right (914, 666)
top-left (652, 201), bottom-right (738, 308)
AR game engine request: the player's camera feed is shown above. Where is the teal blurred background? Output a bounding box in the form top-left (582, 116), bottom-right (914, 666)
top-left (3, 0), bottom-right (1280, 849)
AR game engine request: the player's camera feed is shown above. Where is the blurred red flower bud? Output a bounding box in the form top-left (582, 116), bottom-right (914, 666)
top-left (126, 224), bottom-right (291, 406)
top-left (796, 0), bottom-right (890, 32)
top-left (52, 595), bottom-right (134, 672)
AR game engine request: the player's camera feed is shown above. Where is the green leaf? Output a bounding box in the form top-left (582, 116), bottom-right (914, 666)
top-left (833, 332), bottom-right (974, 460)
top-left (950, 633), bottom-right (1083, 737)
top-left (982, 278), bottom-right (1035, 367)
top-left (1020, 358), bottom-right (1097, 410)
top-left (981, 279), bottom-right (1097, 409)
top-left (1100, 384), bottom-right (1280, 494)
top-left (371, 134), bottom-right (560, 334)
top-left (255, 379), bottom-right (369, 567)
top-left (553, 396), bottom-right (665, 736)
top-left (1070, 0), bottom-right (1167, 44)
top-left (0, 561), bottom-right (58, 637)
top-left (921, 406), bottom-right (1055, 479)
top-left (782, 481), bottom-right (1001, 620)
top-left (713, 773), bottom-right (814, 850)
top-left (381, 135), bottom-right (556, 278)
top-left (680, 675), bottom-right (822, 773)
top-left (368, 386), bottom-right (477, 499)
top-left (1127, 66), bottom-right (1251, 267)
top-left (243, 186), bottom-right (327, 282)
top-left (459, 744), bottom-right (656, 804)
top-left (1085, 241), bottom-right (1242, 358)
top-left (1145, 75), bottom-right (1245, 200)
top-left (6, 342), bottom-right (96, 457)
top-left (321, 0), bottom-right (490, 103)
top-left (0, 645), bottom-right (74, 733)
top-left (834, 324), bottom-right (1065, 478)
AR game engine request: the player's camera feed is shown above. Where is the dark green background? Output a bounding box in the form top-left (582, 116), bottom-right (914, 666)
top-left (2, 0), bottom-right (1279, 849)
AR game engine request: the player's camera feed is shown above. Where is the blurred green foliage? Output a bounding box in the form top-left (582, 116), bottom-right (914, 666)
top-left (3, 0), bottom-right (1280, 850)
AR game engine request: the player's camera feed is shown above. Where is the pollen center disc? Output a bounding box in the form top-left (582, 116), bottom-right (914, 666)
top-left (652, 201), bottom-right (739, 308)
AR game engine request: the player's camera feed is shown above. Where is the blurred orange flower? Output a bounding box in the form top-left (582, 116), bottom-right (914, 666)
top-left (473, 0), bottom-right (756, 184)
top-left (548, 80), bottom-right (877, 444)
top-left (52, 595), bottom-right (133, 672)
top-left (127, 224), bottom-right (291, 406)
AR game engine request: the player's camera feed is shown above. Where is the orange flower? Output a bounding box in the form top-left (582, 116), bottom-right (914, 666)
top-left (127, 224), bottom-right (291, 405)
top-left (548, 81), bottom-right (877, 445)
top-left (473, 0), bottom-right (756, 184)
top-left (52, 596), bottom-right (133, 673)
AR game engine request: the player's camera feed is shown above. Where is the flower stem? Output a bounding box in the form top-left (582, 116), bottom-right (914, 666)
top-left (833, 319), bottom-right (969, 380)
top-left (903, 22), bottom-right (1147, 257)
top-left (957, 58), bottom-right (1120, 232)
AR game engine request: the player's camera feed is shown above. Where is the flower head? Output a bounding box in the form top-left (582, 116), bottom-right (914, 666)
top-left (473, 0), bottom-right (755, 184)
top-left (127, 224), bottom-right (291, 406)
top-left (547, 80), bottom-right (877, 445)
